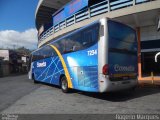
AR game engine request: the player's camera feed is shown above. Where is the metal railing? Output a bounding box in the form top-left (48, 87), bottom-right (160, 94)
top-left (38, 0), bottom-right (156, 44)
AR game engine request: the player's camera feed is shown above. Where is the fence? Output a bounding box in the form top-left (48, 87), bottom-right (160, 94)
top-left (38, 0), bottom-right (156, 44)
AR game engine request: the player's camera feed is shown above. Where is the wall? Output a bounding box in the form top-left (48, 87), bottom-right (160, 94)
top-left (0, 62), bottom-right (10, 77)
top-left (141, 25), bottom-right (160, 41)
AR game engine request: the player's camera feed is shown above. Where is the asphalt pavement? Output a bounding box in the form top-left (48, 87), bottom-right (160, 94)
top-left (0, 75), bottom-right (160, 114)
top-left (0, 75), bottom-right (41, 112)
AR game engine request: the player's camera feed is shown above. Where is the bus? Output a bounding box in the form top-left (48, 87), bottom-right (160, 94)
top-left (28, 18), bottom-right (138, 93)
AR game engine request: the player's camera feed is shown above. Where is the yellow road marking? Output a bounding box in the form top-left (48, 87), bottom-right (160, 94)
top-left (49, 45), bottom-right (73, 88)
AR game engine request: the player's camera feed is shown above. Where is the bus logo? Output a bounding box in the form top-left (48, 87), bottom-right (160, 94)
top-left (114, 64), bottom-right (135, 72)
top-left (37, 62), bottom-right (46, 68)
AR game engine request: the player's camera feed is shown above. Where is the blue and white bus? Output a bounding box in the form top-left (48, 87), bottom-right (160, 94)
top-left (29, 18), bottom-right (138, 93)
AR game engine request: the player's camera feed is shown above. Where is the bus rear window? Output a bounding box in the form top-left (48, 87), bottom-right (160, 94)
top-left (108, 20), bottom-right (137, 54)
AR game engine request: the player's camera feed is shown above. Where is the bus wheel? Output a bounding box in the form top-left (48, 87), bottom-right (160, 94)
top-left (61, 76), bottom-right (69, 93)
top-left (33, 74), bottom-right (38, 84)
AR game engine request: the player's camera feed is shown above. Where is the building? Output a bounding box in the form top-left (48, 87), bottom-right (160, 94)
top-left (0, 50), bottom-right (29, 77)
top-left (35, 0), bottom-right (160, 85)
top-left (0, 57), bottom-right (3, 77)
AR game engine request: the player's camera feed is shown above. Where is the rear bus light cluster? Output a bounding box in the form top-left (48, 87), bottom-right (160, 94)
top-left (102, 64), bottom-right (109, 75)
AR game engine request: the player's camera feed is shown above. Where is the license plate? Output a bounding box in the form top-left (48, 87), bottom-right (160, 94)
top-left (122, 81), bottom-right (130, 84)
top-left (123, 76), bottom-right (129, 80)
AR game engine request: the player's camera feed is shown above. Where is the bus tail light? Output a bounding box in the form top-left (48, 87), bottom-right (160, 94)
top-left (102, 64), bottom-right (109, 75)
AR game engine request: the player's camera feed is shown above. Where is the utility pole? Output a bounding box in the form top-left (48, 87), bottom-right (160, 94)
top-left (13, 44), bottom-right (16, 50)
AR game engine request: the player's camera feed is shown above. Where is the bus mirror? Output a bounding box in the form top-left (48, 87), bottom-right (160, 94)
top-left (100, 25), bottom-right (104, 37)
top-left (155, 52), bottom-right (160, 63)
top-left (157, 16), bottom-right (160, 31)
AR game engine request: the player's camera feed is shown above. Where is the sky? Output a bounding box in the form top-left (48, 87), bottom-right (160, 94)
top-left (0, 0), bottom-right (39, 50)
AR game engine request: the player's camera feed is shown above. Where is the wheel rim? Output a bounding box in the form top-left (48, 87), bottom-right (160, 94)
top-left (62, 79), bottom-right (67, 90)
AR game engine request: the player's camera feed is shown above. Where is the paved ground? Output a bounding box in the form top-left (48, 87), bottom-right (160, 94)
top-left (0, 75), bottom-right (160, 114)
top-left (0, 75), bottom-right (41, 112)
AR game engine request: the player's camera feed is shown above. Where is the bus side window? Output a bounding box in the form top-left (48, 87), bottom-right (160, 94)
top-left (72, 32), bottom-right (82, 51)
top-left (37, 47), bottom-right (46, 60)
top-left (65, 36), bottom-right (76, 53)
top-left (82, 28), bottom-right (93, 48)
top-left (38, 50), bottom-right (43, 60)
top-left (82, 25), bottom-right (98, 48)
top-left (35, 51), bottom-right (39, 61)
top-left (52, 40), bottom-right (65, 54)
top-left (65, 32), bottom-right (82, 53)
top-left (32, 53), bottom-right (35, 61)
top-left (43, 46), bottom-right (49, 58)
top-left (32, 52), bottom-right (36, 61)
top-left (42, 46), bottom-right (52, 58)
top-left (59, 39), bottom-right (66, 54)
top-left (42, 47), bottom-right (47, 58)
top-left (48, 46), bottom-right (56, 57)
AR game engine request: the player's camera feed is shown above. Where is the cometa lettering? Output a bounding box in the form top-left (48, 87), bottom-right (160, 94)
top-left (37, 62), bottom-right (46, 68)
top-left (114, 64), bottom-right (135, 72)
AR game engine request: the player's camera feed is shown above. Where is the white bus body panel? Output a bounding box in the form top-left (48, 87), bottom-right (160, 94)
top-left (98, 18), bottom-right (108, 92)
top-left (98, 18), bottom-right (137, 92)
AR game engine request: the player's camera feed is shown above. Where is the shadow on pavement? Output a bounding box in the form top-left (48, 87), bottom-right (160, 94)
top-left (35, 81), bottom-right (160, 102)
top-left (77, 87), bottom-right (160, 102)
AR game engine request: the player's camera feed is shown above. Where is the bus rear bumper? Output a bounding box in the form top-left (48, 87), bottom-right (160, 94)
top-left (99, 75), bottom-right (138, 92)
top-left (106, 79), bottom-right (137, 92)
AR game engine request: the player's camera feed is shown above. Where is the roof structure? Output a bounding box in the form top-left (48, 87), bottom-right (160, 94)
top-left (35, 0), bottom-right (71, 30)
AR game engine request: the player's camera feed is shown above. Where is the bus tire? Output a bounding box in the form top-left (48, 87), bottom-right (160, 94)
top-left (32, 74), bottom-right (38, 84)
top-left (60, 76), bottom-right (69, 93)
top-left (34, 80), bottom-right (39, 84)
